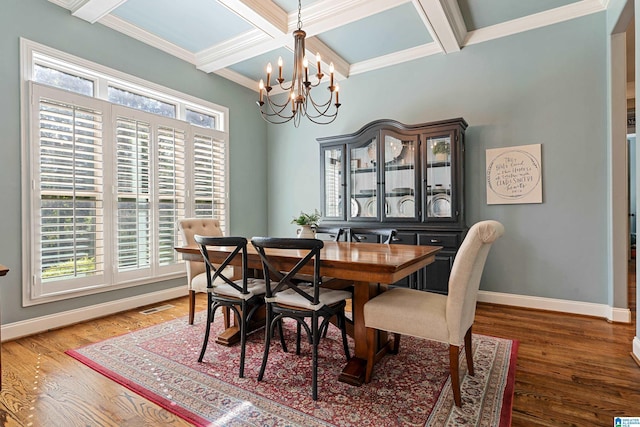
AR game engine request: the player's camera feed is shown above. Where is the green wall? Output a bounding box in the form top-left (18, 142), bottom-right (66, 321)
top-left (0, 0), bottom-right (613, 326)
top-left (0, 0), bottom-right (268, 323)
top-left (267, 13), bottom-right (609, 304)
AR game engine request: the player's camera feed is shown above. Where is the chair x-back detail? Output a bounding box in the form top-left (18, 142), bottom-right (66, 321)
top-left (194, 235), bottom-right (266, 378)
top-left (251, 237), bottom-right (351, 401)
top-left (362, 220), bottom-right (504, 407)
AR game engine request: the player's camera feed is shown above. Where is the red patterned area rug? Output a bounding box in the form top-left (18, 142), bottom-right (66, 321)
top-left (66, 312), bottom-right (517, 426)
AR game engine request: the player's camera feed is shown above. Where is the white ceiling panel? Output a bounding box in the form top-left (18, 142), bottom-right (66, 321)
top-left (111, 0), bottom-right (253, 52)
top-left (317, 3), bottom-right (432, 64)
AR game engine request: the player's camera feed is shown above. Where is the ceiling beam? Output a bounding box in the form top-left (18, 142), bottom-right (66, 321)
top-left (349, 42), bottom-right (442, 76)
top-left (413, 0), bottom-right (464, 53)
top-left (304, 36), bottom-right (349, 80)
top-left (464, 0), bottom-right (605, 46)
top-left (196, 0), bottom-right (407, 75)
top-left (296, 0), bottom-right (408, 35)
top-left (218, 0), bottom-right (288, 38)
top-left (71, 0), bottom-right (129, 23)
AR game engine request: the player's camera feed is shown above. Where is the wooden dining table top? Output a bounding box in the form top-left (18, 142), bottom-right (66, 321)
top-left (175, 240), bottom-right (442, 285)
top-left (175, 239), bottom-right (442, 386)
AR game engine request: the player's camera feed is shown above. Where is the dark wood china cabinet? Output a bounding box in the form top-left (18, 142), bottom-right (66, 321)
top-left (318, 118), bottom-right (468, 293)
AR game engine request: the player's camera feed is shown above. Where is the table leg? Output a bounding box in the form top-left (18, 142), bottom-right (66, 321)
top-left (338, 281), bottom-right (389, 386)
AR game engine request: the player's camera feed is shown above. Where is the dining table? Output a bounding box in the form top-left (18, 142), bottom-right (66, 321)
top-left (174, 240), bottom-right (441, 386)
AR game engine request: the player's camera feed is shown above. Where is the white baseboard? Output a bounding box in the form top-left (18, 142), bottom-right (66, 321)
top-left (477, 290), bottom-right (632, 323)
top-left (2, 288), bottom-right (632, 342)
top-left (633, 337), bottom-right (640, 365)
top-left (1, 287), bottom-right (186, 342)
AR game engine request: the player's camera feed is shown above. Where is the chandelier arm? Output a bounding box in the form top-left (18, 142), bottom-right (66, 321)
top-left (260, 111), bottom-right (296, 124)
top-left (304, 91), bottom-right (337, 117)
top-left (262, 97), bottom-right (293, 116)
top-left (299, 97), bottom-right (337, 122)
top-left (304, 111), bottom-right (338, 125)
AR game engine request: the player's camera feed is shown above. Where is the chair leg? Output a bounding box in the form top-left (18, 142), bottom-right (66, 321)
top-left (258, 307), bottom-right (274, 381)
top-left (449, 344), bottom-right (462, 407)
top-left (311, 314), bottom-right (319, 401)
top-left (238, 302), bottom-right (247, 378)
top-left (464, 327), bottom-right (474, 376)
top-left (296, 321), bottom-right (302, 355)
top-left (365, 327), bottom-right (376, 383)
top-left (188, 290), bottom-right (196, 325)
top-left (198, 297), bottom-right (215, 362)
top-left (390, 333), bottom-right (401, 354)
top-left (277, 318), bottom-right (288, 353)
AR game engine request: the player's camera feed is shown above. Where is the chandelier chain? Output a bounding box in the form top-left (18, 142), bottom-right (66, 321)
top-left (297, 0), bottom-right (302, 30)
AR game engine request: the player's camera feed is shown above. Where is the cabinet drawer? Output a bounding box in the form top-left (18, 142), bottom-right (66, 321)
top-left (418, 233), bottom-right (459, 249)
top-left (393, 233), bottom-right (417, 245)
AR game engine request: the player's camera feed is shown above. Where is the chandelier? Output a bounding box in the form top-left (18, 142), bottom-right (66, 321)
top-left (257, 0), bottom-right (341, 127)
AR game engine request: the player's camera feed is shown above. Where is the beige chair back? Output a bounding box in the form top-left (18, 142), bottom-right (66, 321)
top-left (177, 218), bottom-right (224, 286)
top-left (446, 220), bottom-right (504, 345)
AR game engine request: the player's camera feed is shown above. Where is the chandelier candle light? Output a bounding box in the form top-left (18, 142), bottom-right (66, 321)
top-left (257, 0), bottom-right (341, 126)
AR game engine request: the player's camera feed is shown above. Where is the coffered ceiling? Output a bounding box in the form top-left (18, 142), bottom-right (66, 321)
top-left (48, 0), bottom-right (608, 92)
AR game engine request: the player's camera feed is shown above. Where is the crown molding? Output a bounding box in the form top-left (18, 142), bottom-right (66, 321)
top-left (464, 0), bottom-right (605, 46)
top-left (349, 42), bottom-right (442, 76)
top-left (214, 68), bottom-right (259, 91)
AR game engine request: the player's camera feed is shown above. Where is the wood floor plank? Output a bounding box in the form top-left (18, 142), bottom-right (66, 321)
top-left (0, 272), bottom-right (638, 426)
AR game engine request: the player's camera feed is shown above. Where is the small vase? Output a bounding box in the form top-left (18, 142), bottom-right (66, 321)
top-left (297, 225), bottom-right (316, 238)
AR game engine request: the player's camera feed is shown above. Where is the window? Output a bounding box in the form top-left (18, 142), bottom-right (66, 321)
top-left (22, 39), bottom-right (229, 305)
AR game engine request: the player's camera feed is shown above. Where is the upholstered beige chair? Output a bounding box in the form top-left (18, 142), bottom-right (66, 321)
top-left (363, 220), bottom-right (504, 407)
top-left (177, 218), bottom-right (230, 325)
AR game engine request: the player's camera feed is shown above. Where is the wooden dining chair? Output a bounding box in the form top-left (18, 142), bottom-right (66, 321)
top-left (363, 220), bottom-right (504, 407)
top-left (313, 225), bottom-right (348, 241)
top-left (194, 235), bottom-right (266, 378)
top-left (348, 227), bottom-right (398, 244)
top-left (251, 237), bottom-right (351, 400)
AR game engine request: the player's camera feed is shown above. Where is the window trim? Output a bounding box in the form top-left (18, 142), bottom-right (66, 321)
top-left (20, 38), bottom-right (230, 306)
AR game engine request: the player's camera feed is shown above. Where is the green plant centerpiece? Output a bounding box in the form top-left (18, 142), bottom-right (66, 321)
top-left (431, 140), bottom-right (450, 156)
top-left (292, 209), bottom-right (320, 238)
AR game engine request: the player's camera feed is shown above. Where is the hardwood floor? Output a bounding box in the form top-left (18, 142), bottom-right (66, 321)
top-left (1, 277), bottom-right (639, 426)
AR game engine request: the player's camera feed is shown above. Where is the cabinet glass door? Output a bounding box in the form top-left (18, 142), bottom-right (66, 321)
top-left (349, 137), bottom-right (377, 219)
top-left (383, 132), bottom-right (418, 220)
top-left (321, 146), bottom-right (344, 219)
top-left (425, 134), bottom-right (453, 220)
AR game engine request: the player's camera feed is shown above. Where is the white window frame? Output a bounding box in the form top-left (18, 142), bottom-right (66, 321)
top-left (20, 38), bottom-right (230, 306)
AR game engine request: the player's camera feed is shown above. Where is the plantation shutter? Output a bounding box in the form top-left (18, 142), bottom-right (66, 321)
top-left (157, 125), bottom-right (186, 266)
top-left (33, 89), bottom-right (105, 296)
top-left (115, 116), bottom-right (152, 273)
top-left (193, 131), bottom-right (227, 233)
